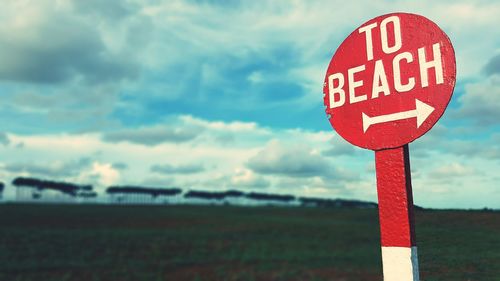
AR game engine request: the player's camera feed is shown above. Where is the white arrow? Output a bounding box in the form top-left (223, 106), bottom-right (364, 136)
top-left (362, 99), bottom-right (435, 133)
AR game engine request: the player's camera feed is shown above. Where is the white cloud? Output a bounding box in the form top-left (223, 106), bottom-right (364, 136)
top-left (151, 163), bottom-right (205, 174)
top-left (246, 139), bottom-right (359, 185)
top-left (454, 75), bottom-right (500, 126)
top-left (230, 168), bottom-right (270, 189)
top-left (80, 162), bottom-right (121, 188)
top-left (102, 125), bottom-right (200, 145)
top-left (247, 140), bottom-right (334, 178)
top-left (0, 132), bottom-right (10, 146)
top-left (428, 162), bottom-right (475, 179)
top-left (484, 53), bottom-right (500, 76)
top-left (100, 115), bottom-right (271, 147)
top-left (323, 136), bottom-right (359, 157)
top-left (2, 158), bottom-right (91, 178)
top-left (0, 1), bottom-right (139, 84)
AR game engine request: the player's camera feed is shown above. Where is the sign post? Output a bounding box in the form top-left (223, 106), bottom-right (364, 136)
top-left (376, 145), bottom-right (417, 280)
top-left (323, 13), bottom-right (456, 281)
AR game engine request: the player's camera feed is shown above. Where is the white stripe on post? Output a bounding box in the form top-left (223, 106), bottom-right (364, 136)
top-left (381, 246), bottom-right (419, 281)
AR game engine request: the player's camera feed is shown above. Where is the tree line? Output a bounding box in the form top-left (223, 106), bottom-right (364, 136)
top-left (4, 176), bottom-right (378, 208)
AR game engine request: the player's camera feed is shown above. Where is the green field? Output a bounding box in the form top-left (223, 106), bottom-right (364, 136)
top-left (0, 204), bottom-right (498, 281)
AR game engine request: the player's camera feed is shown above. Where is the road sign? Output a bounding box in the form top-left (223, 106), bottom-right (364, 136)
top-left (322, 13), bottom-right (456, 281)
top-left (323, 13), bottom-right (456, 150)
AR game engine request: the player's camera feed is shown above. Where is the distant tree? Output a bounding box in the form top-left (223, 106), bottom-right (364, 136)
top-left (106, 186), bottom-right (182, 204)
top-left (245, 192), bottom-right (295, 203)
top-left (184, 190), bottom-right (227, 201)
top-left (180, 190), bottom-right (247, 205)
top-left (223, 190), bottom-right (245, 198)
top-left (0, 182), bottom-right (4, 199)
top-left (12, 177), bottom-right (92, 202)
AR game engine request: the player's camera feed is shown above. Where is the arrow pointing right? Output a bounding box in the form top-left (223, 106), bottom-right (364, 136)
top-left (362, 99), bottom-right (435, 133)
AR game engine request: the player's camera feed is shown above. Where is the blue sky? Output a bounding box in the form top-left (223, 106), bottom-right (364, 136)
top-left (1, 0), bottom-right (499, 208)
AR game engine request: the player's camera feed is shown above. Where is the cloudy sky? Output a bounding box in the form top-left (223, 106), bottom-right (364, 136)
top-left (1, 0), bottom-right (499, 208)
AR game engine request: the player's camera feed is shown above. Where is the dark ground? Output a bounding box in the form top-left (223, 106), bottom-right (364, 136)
top-left (0, 204), bottom-right (498, 281)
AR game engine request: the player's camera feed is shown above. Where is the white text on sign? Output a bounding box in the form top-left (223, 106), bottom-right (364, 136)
top-left (328, 16), bottom-right (444, 109)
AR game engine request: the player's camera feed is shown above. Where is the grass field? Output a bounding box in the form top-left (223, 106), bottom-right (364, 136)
top-left (0, 204), bottom-right (498, 281)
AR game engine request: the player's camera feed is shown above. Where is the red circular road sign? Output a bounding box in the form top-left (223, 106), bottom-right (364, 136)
top-left (323, 13), bottom-right (456, 150)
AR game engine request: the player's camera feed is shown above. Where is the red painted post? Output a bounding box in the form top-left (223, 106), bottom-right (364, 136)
top-left (375, 145), bottom-right (418, 280)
